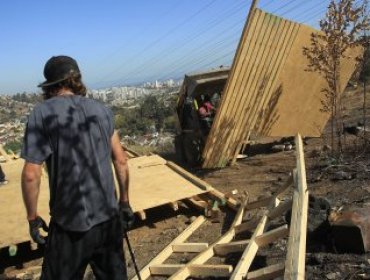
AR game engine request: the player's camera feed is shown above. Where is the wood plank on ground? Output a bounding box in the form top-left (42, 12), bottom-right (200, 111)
top-left (1, 154), bottom-right (217, 249)
top-left (284, 134), bottom-right (309, 280)
top-left (128, 156), bottom-right (211, 214)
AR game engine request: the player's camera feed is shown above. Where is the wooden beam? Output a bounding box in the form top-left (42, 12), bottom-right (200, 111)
top-left (230, 215), bottom-right (268, 280)
top-left (166, 161), bottom-right (240, 210)
top-left (274, 174), bottom-right (293, 198)
top-left (284, 134), bottom-right (309, 280)
top-left (247, 262), bottom-right (285, 280)
top-left (214, 239), bottom-right (250, 256)
top-left (168, 200), bottom-right (247, 280)
top-left (245, 197), bottom-right (272, 211)
top-left (30, 242), bottom-right (38, 251)
top-left (244, 175), bottom-right (292, 212)
top-left (131, 216), bottom-right (206, 280)
top-left (150, 264), bottom-right (183, 276)
top-left (169, 202), bottom-right (179, 211)
top-left (189, 264), bottom-right (233, 278)
top-left (235, 218), bottom-right (259, 234)
top-left (136, 210), bottom-right (146, 220)
top-left (166, 161), bottom-right (210, 191)
top-left (172, 243), bottom-right (208, 253)
top-left (231, 133), bottom-right (250, 166)
top-left (183, 197), bottom-right (208, 211)
top-left (255, 224), bottom-right (289, 247)
top-left (268, 199), bottom-right (292, 220)
top-left (150, 264), bottom-right (233, 278)
top-left (208, 189), bottom-right (240, 210)
top-left (225, 189), bottom-right (239, 198)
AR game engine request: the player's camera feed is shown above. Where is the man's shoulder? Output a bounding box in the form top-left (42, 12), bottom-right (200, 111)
top-left (29, 100), bottom-right (48, 114)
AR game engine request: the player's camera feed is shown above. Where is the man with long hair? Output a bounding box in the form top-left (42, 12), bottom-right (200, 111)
top-left (21, 55), bottom-right (134, 279)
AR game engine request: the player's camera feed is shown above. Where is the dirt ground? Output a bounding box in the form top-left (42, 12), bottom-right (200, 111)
top-left (1, 87), bottom-right (370, 279)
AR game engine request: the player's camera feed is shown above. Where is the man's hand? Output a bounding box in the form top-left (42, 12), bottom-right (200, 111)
top-left (29, 216), bottom-right (49, 245)
top-left (119, 201), bottom-right (135, 231)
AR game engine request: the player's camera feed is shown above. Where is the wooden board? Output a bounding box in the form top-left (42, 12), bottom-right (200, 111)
top-left (284, 135), bottom-right (309, 280)
top-left (0, 160), bottom-right (50, 248)
top-left (0, 155), bottom-right (210, 249)
top-left (202, 9), bottom-right (300, 168)
top-left (257, 27), bottom-right (362, 137)
top-left (201, 8), bottom-right (361, 169)
top-left (127, 155), bottom-right (208, 212)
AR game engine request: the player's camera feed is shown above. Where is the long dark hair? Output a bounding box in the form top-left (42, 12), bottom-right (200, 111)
top-left (42, 73), bottom-right (87, 100)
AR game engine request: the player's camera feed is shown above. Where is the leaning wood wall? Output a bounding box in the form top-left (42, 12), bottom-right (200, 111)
top-left (202, 8), bottom-right (360, 169)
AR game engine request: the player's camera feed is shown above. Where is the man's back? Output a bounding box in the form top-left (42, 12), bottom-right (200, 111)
top-left (22, 95), bottom-right (118, 231)
top-left (21, 56), bottom-right (131, 280)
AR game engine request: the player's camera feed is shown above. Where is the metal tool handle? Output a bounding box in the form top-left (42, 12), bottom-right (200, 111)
top-left (124, 230), bottom-right (142, 280)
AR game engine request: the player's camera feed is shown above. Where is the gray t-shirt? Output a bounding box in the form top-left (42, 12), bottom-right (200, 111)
top-left (21, 95), bottom-right (118, 232)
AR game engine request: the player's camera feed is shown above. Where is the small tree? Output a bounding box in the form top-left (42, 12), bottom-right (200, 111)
top-left (303, 0), bottom-right (369, 158)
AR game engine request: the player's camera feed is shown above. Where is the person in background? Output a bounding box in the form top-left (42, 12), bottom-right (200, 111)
top-left (21, 55), bottom-right (134, 280)
top-left (198, 94), bottom-right (215, 135)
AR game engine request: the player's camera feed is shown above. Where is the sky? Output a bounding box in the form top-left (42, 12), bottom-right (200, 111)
top-left (0, 0), bottom-right (334, 94)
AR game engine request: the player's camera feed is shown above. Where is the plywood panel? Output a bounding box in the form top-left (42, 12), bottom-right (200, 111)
top-left (284, 135), bottom-right (309, 279)
top-left (202, 9), bottom-right (299, 168)
top-left (257, 26), bottom-right (362, 137)
top-left (128, 156), bottom-right (207, 212)
top-left (201, 8), bottom-right (360, 168)
top-left (0, 155), bottom-right (208, 248)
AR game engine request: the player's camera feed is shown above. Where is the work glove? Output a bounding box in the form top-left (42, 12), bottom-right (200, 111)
top-left (28, 216), bottom-right (49, 245)
top-left (119, 201), bottom-right (135, 231)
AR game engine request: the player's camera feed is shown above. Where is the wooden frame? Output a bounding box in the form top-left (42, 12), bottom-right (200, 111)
top-left (168, 199), bottom-right (248, 279)
top-left (230, 134), bottom-right (308, 279)
top-left (132, 199), bottom-right (247, 280)
top-left (132, 134), bottom-right (309, 279)
top-left (200, 3), bottom-right (360, 169)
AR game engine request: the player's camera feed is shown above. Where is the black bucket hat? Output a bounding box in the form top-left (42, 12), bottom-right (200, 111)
top-left (38, 55), bottom-right (80, 87)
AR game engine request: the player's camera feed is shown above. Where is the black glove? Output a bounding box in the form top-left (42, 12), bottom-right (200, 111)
top-left (29, 216), bottom-right (49, 245)
top-left (119, 201), bottom-right (135, 231)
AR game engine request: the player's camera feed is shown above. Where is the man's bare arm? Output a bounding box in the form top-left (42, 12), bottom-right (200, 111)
top-left (111, 131), bottom-right (130, 203)
top-left (21, 162), bottom-right (42, 221)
